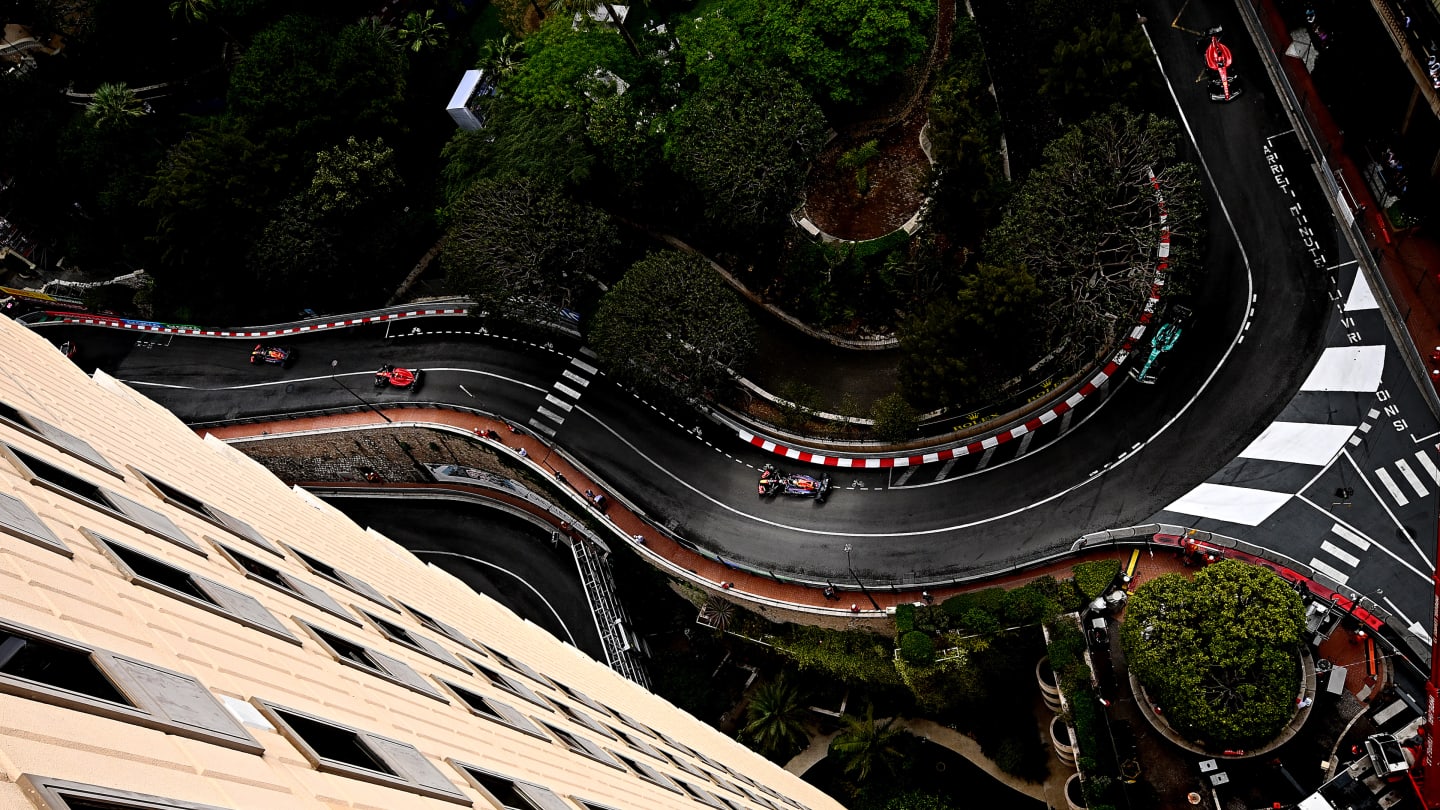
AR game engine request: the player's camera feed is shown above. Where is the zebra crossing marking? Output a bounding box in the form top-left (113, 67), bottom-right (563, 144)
top-left (553, 381), bottom-right (583, 399)
top-left (1308, 557), bottom-right (1351, 586)
top-left (544, 394), bottom-right (574, 412)
top-left (1415, 451), bottom-right (1440, 485)
top-left (1329, 522), bottom-right (1371, 551)
top-left (562, 370), bottom-right (591, 387)
top-left (1395, 459), bottom-right (1430, 499)
top-left (1374, 468), bottom-right (1409, 506)
top-left (569, 358), bottom-right (599, 375)
top-left (1319, 540), bottom-right (1360, 568)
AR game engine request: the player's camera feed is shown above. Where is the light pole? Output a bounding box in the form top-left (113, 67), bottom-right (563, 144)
top-left (331, 360), bottom-right (391, 423)
top-left (843, 544), bottom-right (881, 610)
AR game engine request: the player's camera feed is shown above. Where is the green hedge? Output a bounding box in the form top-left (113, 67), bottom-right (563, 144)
top-left (899, 631), bottom-right (936, 664)
top-left (1073, 559), bottom-right (1121, 600)
top-left (894, 602), bottom-right (916, 633)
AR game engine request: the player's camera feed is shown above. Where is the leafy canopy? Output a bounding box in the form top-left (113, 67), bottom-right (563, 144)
top-left (1120, 561), bottom-right (1304, 747)
top-left (984, 106), bottom-right (1202, 365)
top-left (589, 251), bottom-right (756, 401)
top-left (442, 178), bottom-right (618, 325)
top-left (665, 65), bottom-right (827, 231)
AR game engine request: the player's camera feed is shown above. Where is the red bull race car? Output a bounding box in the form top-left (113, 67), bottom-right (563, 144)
top-left (758, 464), bottom-right (831, 503)
top-left (250, 344), bottom-right (293, 367)
top-left (375, 364), bottom-right (424, 391)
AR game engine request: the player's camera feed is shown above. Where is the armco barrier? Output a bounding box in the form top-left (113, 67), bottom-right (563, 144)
top-left (33, 304), bottom-right (470, 339)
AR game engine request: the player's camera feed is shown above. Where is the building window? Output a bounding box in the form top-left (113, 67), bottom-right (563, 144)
top-left (610, 725), bottom-right (667, 761)
top-left (437, 680), bottom-right (548, 740)
top-left (359, 608), bottom-right (465, 670)
top-left (610, 709), bottom-right (659, 739)
top-left (0, 618), bottom-right (262, 754)
top-left (481, 645), bottom-right (550, 687)
top-left (551, 681), bottom-right (607, 714)
top-left (611, 751), bottom-right (679, 792)
top-left (298, 621), bottom-right (445, 701)
top-left (449, 762), bottom-right (574, 810)
top-left (661, 749), bottom-right (710, 781)
top-left (255, 701), bottom-right (469, 804)
top-left (285, 544), bottom-right (394, 608)
top-left (130, 468), bottom-right (281, 555)
top-left (537, 721), bottom-right (622, 769)
top-left (16, 775), bottom-right (233, 810)
top-left (400, 601), bottom-right (484, 653)
top-left (0, 400), bottom-right (120, 476)
top-left (210, 541), bottom-right (355, 624)
top-left (546, 698), bottom-right (614, 738)
top-left (88, 530), bottom-right (295, 643)
top-left (3, 445), bottom-right (200, 553)
top-left (466, 657), bottom-right (550, 709)
top-left (677, 780), bottom-right (728, 809)
top-left (573, 801), bottom-right (623, 810)
top-left (0, 490), bottom-right (68, 556)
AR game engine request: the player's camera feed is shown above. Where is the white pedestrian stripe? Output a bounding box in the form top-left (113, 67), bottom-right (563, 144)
top-left (1237, 421), bottom-right (1357, 465)
top-left (1300, 345), bottom-right (1385, 392)
top-left (569, 358), bottom-right (599, 375)
top-left (1309, 557), bottom-right (1351, 586)
top-left (544, 394), bottom-right (574, 411)
top-left (1344, 271), bottom-right (1379, 311)
top-left (1395, 459), bottom-right (1430, 498)
top-left (1330, 522), bottom-right (1371, 551)
top-left (1320, 540), bottom-right (1359, 568)
top-left (552, 381), bottom-right (582, 400)
top-left (1164, 483), bottom-right (1292, 526)
top-left (537, 406), bottom-right (567, 425)
top-left (1416, 451), bottom-right (1440, 485)
top-left (561, 370), bottom-right (591, 387)
top-left (1374, 468), bottom-right (1410, 506)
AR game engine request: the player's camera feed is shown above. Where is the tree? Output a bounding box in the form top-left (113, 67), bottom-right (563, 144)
top-left (249, 136), bottom-right (408, 308)
top-left (308, 136), bottom-right (401, 215)
top-left (666, 66), bottom-right (827, 231)
top-left (442, 178), bottom-right (618, 324)
top-left (85, 82), bottom-right (146, 130)
top-left (1120, 560), bottom-right (1304, 747)
top-left (1040, 13), bottom-right (1155, 122)
top-left (897, 263), bottom-right (1042, 409)
top-left (227, 15), bottom-right (336, 147)
top-left (884, 792), bottom-right (953, 810)
top-left (870, 393), bottom-right (918, 442)
top-left (675, 0), bottom-right (934, 105)
top-left (838, 139), bottom-right (881, 196)
top-left (830, 705), bottom-right (906, 782)
top-left (398, 8), bottom-right (446, 52)
top-left (330, 19), bottom-right (408, 136)
top-left (509, 17), bottom-right (636, 111)
top-left (478, 33), bottom-right (524, 78)
top-left (984, 106), bottom-right (1202, 366)
top-left (441, 99), bottom-right (594, 199)
top-left (741, 676), bottom-right (810, 761)
top-left (169, 0), bottom-right (213, 23)
top-left (589, 251), bottom-right (756, 401)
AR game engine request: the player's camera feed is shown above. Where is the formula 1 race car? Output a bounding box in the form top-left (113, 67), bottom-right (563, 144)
top-left (374, 364), bottom-right (424, 391)
top-left (1201, 27), bottom-right (1242, 102)
top-left (758, 464), bottom-right (831, 503)
top-left (250, 344), bottom-right (293, 367)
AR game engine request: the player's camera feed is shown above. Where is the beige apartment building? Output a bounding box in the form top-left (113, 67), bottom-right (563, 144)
top-left (0, 316), bottom-right (844, 810)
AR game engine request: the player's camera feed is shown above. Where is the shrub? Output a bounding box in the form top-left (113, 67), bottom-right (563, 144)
top-left (1001, 584), bottom-right (1051, 625)
top-left (899, 631), bottom-right (936, 664)
top-left (894, 602), bottom-right (916, 634)
top-left (1073, 559), bottom-right (1121, 599)
top-left (990, 732), bottom-right (1050, 783)
top-left (958, 608), bottom-right (1000, 636)
top-left (871, 393), bottom-right (919, 442)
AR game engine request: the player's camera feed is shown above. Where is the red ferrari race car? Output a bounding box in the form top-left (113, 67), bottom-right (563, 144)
top-left (250, 344), bottom-right (293, 367)
top-left (374, 364), bottom-right (424, 391)
top-left (1201, 27), bottom-right (1242, 102)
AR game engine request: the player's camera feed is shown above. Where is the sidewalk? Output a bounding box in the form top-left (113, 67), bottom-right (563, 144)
top-left (1250, 0), bottom-right (1440, 397)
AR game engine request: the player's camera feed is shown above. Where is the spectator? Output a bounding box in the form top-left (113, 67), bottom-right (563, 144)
top-left (518, 448), bottom-right (528, 459)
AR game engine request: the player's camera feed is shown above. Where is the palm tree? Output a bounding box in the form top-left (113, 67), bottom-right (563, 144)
top-left (741, 677), bottom-right (810, 760)
top-left (830, 705), bottom-right (906, 782)
top-left (86, 83), bottom-right (146, 130)
top-left (543, 0), bottom-right (640, 57)
top-left (478, 33), bottom-right (524, 79)
top-left (398, 9), bottom-right (446, 53)
top-left (169, 0), bottom-right (213, 24)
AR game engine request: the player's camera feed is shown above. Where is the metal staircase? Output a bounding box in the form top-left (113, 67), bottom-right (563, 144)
top-left (572, 537), bottom-right (651, 689)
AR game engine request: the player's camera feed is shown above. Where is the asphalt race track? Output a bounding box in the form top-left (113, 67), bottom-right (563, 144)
top-left (28, 2), bottom-right (1438, 627)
